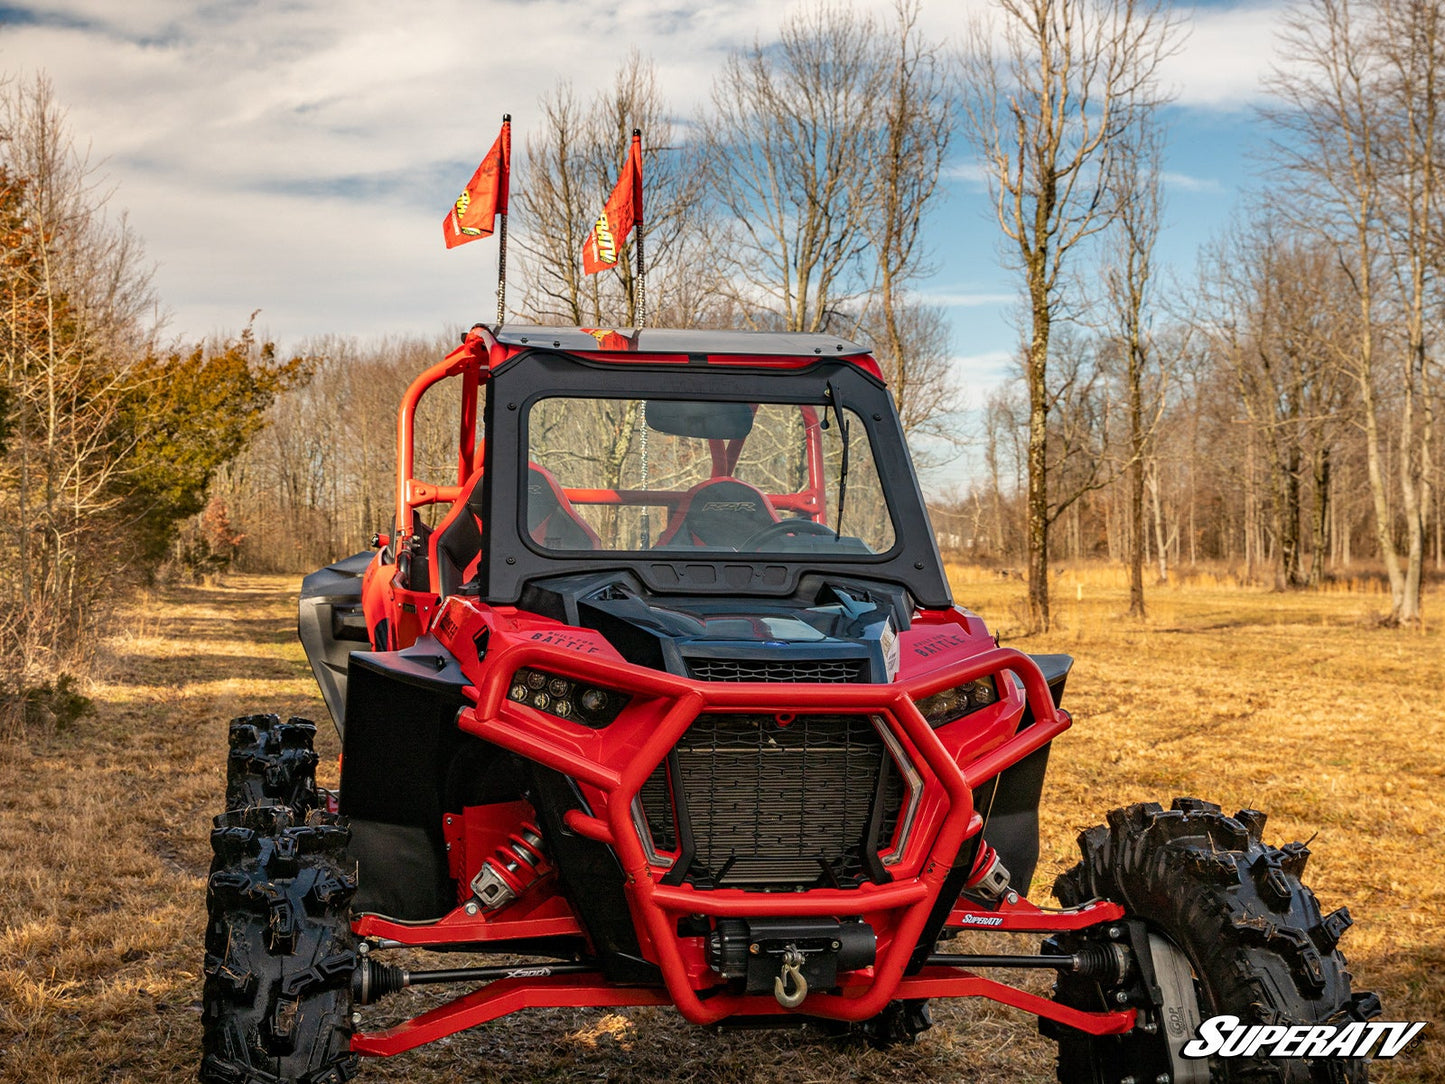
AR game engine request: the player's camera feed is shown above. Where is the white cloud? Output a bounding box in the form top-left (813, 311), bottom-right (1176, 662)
top-left (913, 0), bottom-right (1292, 110)
top-left (931, 351), bottom-right (1018, 406)
top-left (1161, 169), bottom-right (1224, 194)
top-left (2, 0), bottom-right (793, 344)
top-left (943, 160), bottom-right (990, 188)
top-left (1163, 2), bottom-right (1292, 108)
top-left (922, 289), bottom-right (1018, 309)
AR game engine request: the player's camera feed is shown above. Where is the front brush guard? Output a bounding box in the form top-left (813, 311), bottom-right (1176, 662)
top-left (348, 624), bottom-right (1135, 1055)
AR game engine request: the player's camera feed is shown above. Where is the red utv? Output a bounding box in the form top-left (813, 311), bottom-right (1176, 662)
top-left (202, 326), bottom-right (1377, 1083)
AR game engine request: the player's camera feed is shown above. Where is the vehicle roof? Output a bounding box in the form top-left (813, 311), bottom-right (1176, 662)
top-left (491, 325), bottom-right (871, 358)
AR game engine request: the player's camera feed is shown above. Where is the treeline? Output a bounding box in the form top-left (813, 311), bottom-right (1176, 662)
top-left (932, 0), bottom-right (1443, 627)
top-left (0, 76), bottom-right (307, 727)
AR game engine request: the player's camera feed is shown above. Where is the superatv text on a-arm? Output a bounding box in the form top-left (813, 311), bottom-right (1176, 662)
top-left (202, 326), bottom-right (1377, 1084)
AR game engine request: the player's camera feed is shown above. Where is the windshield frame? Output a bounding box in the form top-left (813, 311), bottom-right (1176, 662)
top-left (476, 350), bottom-right (951, 609)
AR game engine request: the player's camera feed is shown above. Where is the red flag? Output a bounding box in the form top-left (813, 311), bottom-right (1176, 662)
top-left (444, 119), bottom-right (510, 249)
top-left (582, 131), bottom-right (643, 274)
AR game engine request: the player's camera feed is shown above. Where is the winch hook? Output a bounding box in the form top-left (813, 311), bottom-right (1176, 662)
top-left (773, 946), bottom-right (808, 1009)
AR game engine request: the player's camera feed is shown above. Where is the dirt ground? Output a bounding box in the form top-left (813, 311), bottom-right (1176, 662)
top-left (0, 568), bottom-right (1439, 1083)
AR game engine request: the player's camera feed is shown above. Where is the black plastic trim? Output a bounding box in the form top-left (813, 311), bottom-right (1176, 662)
top-left (492, 325), bottom-right (870, 357)
top-left (297, 550), bottom-right (374, 735)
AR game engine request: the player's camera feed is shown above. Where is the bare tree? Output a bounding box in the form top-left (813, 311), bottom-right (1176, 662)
top-left (515, 54), bottom-right (714, 329)
top-left (1375, 0), bottom-right (1440, 617)
top-left (0, 75), bottom-right (154, 660)
top-left (514, 83), bottom-right (592, 324)
top-left (961, 0), bottom-right (1177, 629)
top-left (702, 2), bottom-right (884, 334)
top-left (854, 0), bottom-right (956, 431)
top-left (1102, 119), bottom-right (1165, 615)
top-left (1266, 0), bottom-right (1441, 622)
top-left (872, 297), bottom-right (959, 447)
top-left (1202, 224), bottom-right (1350, 588)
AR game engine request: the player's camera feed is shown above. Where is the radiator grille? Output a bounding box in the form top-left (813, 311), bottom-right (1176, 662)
top-left (683, 658), bottom-right (867, 683)
top-left (645, 713), bottom-right (896, 890)
top-left (639, 761), bottom-right (676, 853)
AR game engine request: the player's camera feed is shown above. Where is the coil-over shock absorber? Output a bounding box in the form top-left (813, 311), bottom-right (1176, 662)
top-left (469, 821), bottom-right (548, 910)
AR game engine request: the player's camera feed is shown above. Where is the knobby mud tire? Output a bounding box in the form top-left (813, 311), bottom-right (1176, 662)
top-left (201, 802), bottom-right (358, 1084)
top-left (226, 714), bottom-right (321, 816)
top-left (1048, 797), bottom-right (1379, 1084)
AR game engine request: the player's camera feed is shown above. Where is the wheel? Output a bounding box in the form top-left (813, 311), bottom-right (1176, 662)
top-left (202, 802), bottom-right (358, 1084)
top-left (740, 518), bottom-right (838, 550)
top-left (226, 714), bottom-right (321, 815)
top-left (1045, 798), bottom-right (1380, 1083)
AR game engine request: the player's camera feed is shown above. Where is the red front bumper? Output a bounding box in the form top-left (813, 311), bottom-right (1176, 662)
top-left (351, 606), bottom-right (1134, 1056)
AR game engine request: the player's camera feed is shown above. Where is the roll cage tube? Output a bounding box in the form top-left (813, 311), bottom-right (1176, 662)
top-left (393, 330), bottom-right (503, 548)
top-left (700, 404), bottom-right (824, 519)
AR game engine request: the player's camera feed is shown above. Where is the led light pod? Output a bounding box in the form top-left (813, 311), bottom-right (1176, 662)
top-left (506, 667), bottom-right (630, 728)
top-left (913, 675), bottom-right (999, 728)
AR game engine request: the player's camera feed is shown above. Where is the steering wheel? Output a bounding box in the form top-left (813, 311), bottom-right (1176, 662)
top-left (741, 518), bottom-right (839, 550)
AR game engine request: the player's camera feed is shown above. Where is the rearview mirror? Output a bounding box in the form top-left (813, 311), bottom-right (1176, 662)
top-left (644, 400), bottom-right (755, 440)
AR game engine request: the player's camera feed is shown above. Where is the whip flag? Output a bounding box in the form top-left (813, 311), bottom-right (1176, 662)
top-left (444, 117), bottom-right (511, 248)
top-left (582, 130), bottom-right (643, 275)
top-left (443, 115), bottom-right (513, 323)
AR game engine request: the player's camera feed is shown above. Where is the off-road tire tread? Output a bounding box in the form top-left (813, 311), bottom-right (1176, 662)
top-left (201, 802), bottom-right (358, 1084)
top-left (1047, 797), bottom-right (1377, 1084)
top-left (226, 714), bottom-right (320, 816)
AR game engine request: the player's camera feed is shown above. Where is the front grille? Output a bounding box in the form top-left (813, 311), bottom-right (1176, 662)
top-left (684, 658), bottom-right (867, 683)
top-left (643, 713), bottom-right (899, 890)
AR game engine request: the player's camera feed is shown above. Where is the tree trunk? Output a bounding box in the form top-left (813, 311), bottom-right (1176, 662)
top-left (1309, 445), bottom-right (1329, 586)
top-left (1127, 346), bottom-right (1146, 618)
top-left (1026, 287), bottom-right (1051, 631)
top-left (1148, 459), bottom-right (1168, 585)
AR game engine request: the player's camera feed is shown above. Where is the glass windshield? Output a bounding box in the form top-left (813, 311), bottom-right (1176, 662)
top-left (524, 395), bottom-right (896, 555)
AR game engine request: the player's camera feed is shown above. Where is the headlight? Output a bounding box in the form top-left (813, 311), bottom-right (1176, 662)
top-left (508, 667), bottom-right (629, 728)
top-left (913, 676), bottom-right (999, 727)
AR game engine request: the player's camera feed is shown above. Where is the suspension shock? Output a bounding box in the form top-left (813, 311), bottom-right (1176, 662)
top-left (469, 821), bottom-right (549, 911)
top-left (963, 842), bottom-right (1013, 904)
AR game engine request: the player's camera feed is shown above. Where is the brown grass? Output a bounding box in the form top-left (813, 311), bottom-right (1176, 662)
top-left (0, 570), bottom-right (1440, 1083)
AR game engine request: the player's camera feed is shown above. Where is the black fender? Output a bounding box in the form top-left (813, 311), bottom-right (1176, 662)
top-left (339, 638), bottom-right (531, 921)
top-left (297, 550), bottom-right (374, 735)
top-left (979, 653), bottom-right (1073, 894)
top-left (908, 652), bottom-right (1072, 972)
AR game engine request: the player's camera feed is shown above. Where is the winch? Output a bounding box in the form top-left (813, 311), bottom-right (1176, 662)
top-left (707, 917), bottom-right (876, 1007)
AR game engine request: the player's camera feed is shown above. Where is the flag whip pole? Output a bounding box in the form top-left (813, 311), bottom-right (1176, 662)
top-left (633, 128), bottom-right (646, 328)
top-left (496, 113), bottom-right (511, 325)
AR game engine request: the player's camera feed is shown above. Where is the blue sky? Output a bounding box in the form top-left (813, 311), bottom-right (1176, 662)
top-left (0, 0), bottom-right (1287, 434)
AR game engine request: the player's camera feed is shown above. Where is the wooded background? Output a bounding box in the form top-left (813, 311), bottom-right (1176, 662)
top-left (3, 0), bottom-right (1443, 726)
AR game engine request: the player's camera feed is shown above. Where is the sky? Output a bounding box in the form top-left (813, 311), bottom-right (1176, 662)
top-left (0, 0), bottom-right (1291, 453)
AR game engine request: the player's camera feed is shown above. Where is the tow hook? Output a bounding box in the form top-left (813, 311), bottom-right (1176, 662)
top-left (773, 946), bottom-right (809, 1009)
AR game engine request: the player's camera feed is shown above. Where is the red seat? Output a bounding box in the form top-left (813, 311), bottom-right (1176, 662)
top-left (655, 477), bottom-right (779, 549)
top-left (429, 464), bottom-right (601, 598)
top-left (526, 465), bottom-right (602, 550)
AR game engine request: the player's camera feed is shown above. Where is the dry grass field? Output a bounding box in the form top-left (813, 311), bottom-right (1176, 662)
top-left (0, 568), bottom-right (1440, 1083)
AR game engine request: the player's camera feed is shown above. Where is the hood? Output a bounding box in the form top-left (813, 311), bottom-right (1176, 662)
top-left (527, 573), bottom-right (910, 684)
